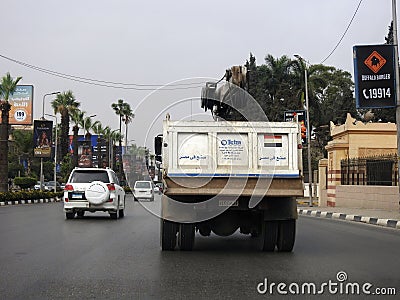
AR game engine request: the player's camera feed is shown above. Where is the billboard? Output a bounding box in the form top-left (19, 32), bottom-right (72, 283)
top-left (33, 120), bottom-right (53, 158)
top-left (353, 45), bottom-right (396, 108)
top-left (0, 85), bottom-right (34, 125)
top-left (78, 140), bottom-right (93, 167)
top-left (284, 110), bottom-right (307, 145)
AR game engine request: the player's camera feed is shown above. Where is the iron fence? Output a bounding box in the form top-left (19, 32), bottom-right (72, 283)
top-left (341, 155), bottom-right (398, 186)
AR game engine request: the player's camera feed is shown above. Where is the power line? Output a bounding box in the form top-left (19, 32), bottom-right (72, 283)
top-left (0, 53), bottom-right (208, 90)
top-left (320, 0), bottom-right (364, 64)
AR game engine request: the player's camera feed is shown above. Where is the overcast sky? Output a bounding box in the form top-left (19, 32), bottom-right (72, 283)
top-left (0, 0), bottom-right (396, 150)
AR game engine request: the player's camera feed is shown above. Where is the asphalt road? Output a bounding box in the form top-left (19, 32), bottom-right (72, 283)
top-left (1, 195), bottom-right (400, 299)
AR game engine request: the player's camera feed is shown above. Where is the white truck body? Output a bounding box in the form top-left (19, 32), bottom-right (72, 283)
top-left (163, 120), bottom-right (302, 180)
top-left (159, 119), bottom-right (303, 252)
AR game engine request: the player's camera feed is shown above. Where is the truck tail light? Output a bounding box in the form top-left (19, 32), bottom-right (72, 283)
top-left (64, 198), bottom-right (69, 202)
top-left (64, 184), bottom-right (74, 191)
top-left (107, 198), bottom-right (113, 202)
top-left (107, 183), bottom-right (115, 191)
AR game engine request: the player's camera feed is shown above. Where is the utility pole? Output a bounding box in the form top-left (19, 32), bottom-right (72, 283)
top-left (392, 0), bottom-right (400, 204)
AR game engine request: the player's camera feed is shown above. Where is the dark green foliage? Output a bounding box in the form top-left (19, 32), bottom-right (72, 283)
top-left (244, 53), bottom-right (357, 165)
top-left (0, 190), bottom-right (62, 202)
top-left (14, 177), bottom-right (37, 189)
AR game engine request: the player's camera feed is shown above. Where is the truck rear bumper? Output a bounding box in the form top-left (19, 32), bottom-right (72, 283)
top-left (164, 177), bottom-right (304, 197)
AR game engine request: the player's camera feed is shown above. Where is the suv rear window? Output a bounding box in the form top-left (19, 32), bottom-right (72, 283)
top-left (135, 181), bottom-right (151, 189)
top-left (70, 170), bottom-right (110, 183)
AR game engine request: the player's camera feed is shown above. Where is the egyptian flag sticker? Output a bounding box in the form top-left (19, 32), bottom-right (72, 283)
top-left (264, 135), bottom-right (282, 147)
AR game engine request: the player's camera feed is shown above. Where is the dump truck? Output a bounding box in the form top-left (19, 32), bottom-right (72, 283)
top-left (156, 66), bottom-right (304, 251)
top-left (157, 119), bottom-right (303, 251)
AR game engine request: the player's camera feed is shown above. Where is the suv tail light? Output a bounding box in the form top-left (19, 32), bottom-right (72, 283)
top-left (107, 183), bottom-right (115, 191)
top-left (64, 184), bottom-right (74, 191)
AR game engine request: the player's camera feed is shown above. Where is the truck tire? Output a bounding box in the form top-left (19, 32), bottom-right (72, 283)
top-left (277, 219), bottom-right (296, 252)
top-left (161, 219), bottom-right (177, 251)
top-left (76, 211), bottom-right (85, 218)
top-left (262, 221), bottom-right (278, 251)
top-left (178, 223), bottom-right (195, 251)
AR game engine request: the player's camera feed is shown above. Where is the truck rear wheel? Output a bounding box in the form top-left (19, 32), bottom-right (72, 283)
top-left (178, 223), bottom-right (195, 251)
top-left (277, 219), bottom-right (296, 252)
top-left (262, 221), bottom-right (278, 251)
top-left (161, 219), bottom-right (177, 251)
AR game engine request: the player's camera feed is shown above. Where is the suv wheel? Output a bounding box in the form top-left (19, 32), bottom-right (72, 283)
top-left (66, 212), bottom-right (75, 219)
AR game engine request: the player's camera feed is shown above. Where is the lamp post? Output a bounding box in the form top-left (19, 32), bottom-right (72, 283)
top-left (45, 113), bottom-right (58, 192)
top-left (40, 92), bottom-right (60, 191)
top-left (294, 54), bottom-right (313, 207)
top-left (392, 0), bottom-right (400, 205)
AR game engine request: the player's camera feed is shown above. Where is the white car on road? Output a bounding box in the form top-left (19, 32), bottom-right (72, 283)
top-left (63, 167), bottom-right (126, 219)
top-left (133, 181), bottom-right (154, 201)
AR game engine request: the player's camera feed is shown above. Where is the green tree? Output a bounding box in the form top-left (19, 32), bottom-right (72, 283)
top-left (51, 91), bottom-right (80, 159)
top-left (0, 73), bottom-right (22, 192)
top-left (111, 99), bottom-right (128, 177)
top-left (9, 129), bottom-right (34, 177)
top-left (92, 121), bottom-right (104, 167)
top-left (122, 103), bottom-right (134, 153)
top-left (70, 109), bottom-right (84, 167)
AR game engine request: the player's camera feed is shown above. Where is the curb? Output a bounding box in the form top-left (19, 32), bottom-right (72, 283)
top-left (298, 209), bottom-right (400, 230)
top-left (0, 198), bottom-right (62, 206)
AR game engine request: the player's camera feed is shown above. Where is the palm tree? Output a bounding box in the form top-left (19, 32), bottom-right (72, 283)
top-left (0, 73), bottom-right (22, 192)
top-left (111, 99), bottom-right (126, 176)
top-left (51, 91), bottom-right (80, 159)
top-left (102, 126), bottom-right (112, 168)
top-left (70, 109), bottom-right (84, 167)
top-left (92, 122), bottom-right (104, 168)
top-left (111, 130), bottom-right (123, 172)
top-left (264, 54), bottom-right (292, 102)
top-left (122, 103), bottom-right (134, 154)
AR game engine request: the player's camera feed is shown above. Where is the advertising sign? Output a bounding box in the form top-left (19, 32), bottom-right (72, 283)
top-left (353, 45), bottom-right (396, 108)
top-left (33, 120), bottom-right (53, 158)
top-left (217, 133), bottom-right (248, 166)
top-left (0, 85), bottom-right (34, 125)
top-left (284, 110), bottom-right (307, 145)
top-left (78, 140), bottom-right (93, 167)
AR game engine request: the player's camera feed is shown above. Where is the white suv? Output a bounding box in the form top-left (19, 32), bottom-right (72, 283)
top-left (133, 181), bottom-right (154, 201)
top-left (63, 167), bottom-right (126, 220)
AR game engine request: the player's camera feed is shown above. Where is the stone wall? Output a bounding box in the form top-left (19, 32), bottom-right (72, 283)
top-left (335, 185), bottom-right (398, 210)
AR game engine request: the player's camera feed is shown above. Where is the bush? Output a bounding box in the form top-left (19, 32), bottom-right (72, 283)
top-left (14, 177), bottom-right (37, 190)
top-left (0, 190), bottom-right (63, 202)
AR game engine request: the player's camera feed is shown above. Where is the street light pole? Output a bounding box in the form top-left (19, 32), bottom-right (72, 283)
top-left (295, 55), bottom-right (313, 207)
top-left (392, 0), bottom-right (400, 206)
top-left (45, 113), bottom-right (58, 193)
top-left (40, 92), bottom-right (60, 191)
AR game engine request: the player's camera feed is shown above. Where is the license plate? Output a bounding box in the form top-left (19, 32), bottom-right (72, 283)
top-left (72, 193), bottom-right (83, 199)
top-left (218, 200), bottom-right (239, 207)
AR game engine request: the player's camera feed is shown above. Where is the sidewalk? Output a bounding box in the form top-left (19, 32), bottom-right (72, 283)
top-left (297, 204), bottom-right (400, 229)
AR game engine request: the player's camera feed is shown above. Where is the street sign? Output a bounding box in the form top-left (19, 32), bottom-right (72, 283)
top-left (353, 45), bottom-right (396, 108)
top-left (284, 110), bottom-right (307, 145)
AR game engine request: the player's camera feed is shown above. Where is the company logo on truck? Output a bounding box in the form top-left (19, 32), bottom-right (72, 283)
top-left (221, 139), bottom-right (241, 146)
